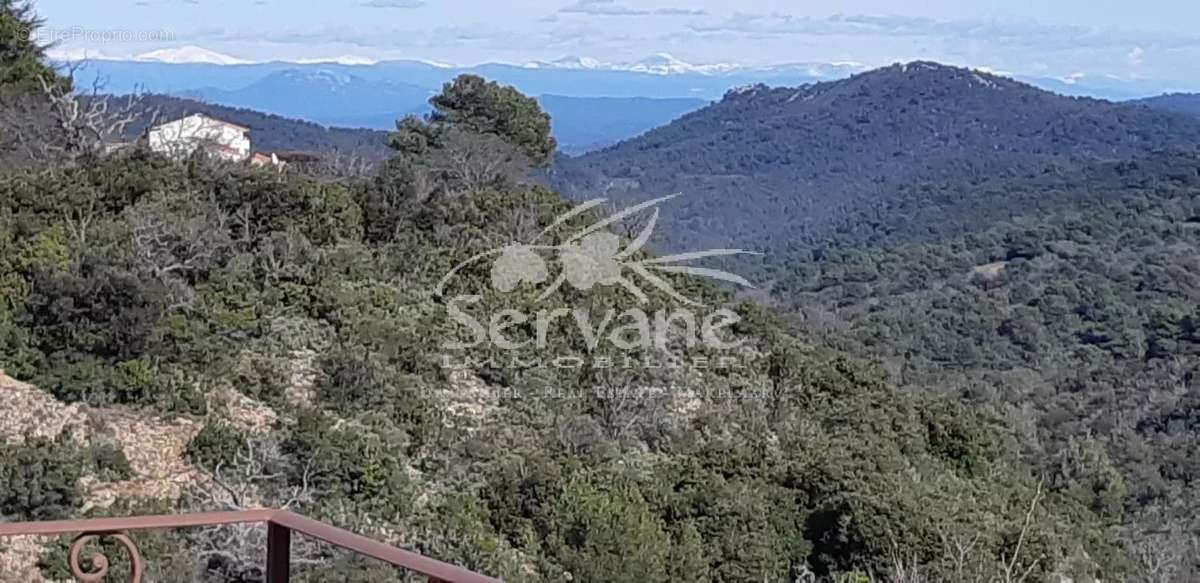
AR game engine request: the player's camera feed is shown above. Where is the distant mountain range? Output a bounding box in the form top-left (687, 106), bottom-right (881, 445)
top-left (59, 45), bottom-right (867, 80)
top-left (171, 69), bottom-right (707, 153)
top-left (61, 48), bottom-right (866, 99)
top-left (179, 70), bottom-right (434, 129)
top-left (550, 61), bottom-right (1200, 251)
top-left (61, 45), bottom-right (1197, 100)
top-left (62, 49), bottom-right (858, 155)
top-left (521, 53), bottom-right (867, 78)
top-left (58, 47), bottom-right (1200, 155)
top-left (134, 46), bottom-right (254, 66)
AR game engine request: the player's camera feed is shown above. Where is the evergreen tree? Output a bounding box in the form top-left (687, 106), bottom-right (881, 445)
top-left (390, 74), bottom-right (557, 166)
top-left (0, 0), bottom-right (61, 92)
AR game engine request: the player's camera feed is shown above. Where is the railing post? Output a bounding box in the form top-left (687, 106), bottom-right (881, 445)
top-left (266, 522), bottom-right (291, 583)
top-left (0, 509), bottom-right (499, 582)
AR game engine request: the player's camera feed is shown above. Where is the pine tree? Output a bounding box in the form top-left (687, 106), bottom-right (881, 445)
top-left (0, 0), bottom-right (61, 92)
top-left (390, 74), bottom-right (557, 167)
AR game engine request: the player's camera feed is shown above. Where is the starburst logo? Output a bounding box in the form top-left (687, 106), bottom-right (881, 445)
top-left (437, 195), bottom-right (757, 359)
top-left (436, 194), bottom-right (756, 306)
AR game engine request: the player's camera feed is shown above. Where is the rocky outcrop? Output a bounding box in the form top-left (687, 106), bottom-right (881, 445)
top-left (0, 372), bottom-right (214, 582)
top-left (0, 372), bottom-right (88, 444)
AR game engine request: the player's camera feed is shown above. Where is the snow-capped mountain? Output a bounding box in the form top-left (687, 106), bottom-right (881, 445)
top-left (55, 43), bottom-right (858, 79)
top-left (294, 55), bottom-right (379, 66)
top-left (521, 53), bottom-right (864, 77)
top-left (58, 45), bottom-right (867, 83)
top-left (622, 53), bottom-right (740, 76)
top-left (524, 56), bottom-right (607, 70)
top-left (54, 43), bottom-right (1188, 107)
top-left (135, 46), bottom-right (251, 65)
top-left (758, 61), bottom-right (872, 78)
top-left (46, 47), bottom-right (118, 62)
top-left (524, 53), bottom-right (743, 75)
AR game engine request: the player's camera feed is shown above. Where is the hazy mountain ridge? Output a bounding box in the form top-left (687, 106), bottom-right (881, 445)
top-left (68, 56), bottom-right (842, 100)
top-left (1137, 92), bottom-right (1200, 117)
top-left (180, 69), bottom-right (434, 128)
top-left (174, 70), bottom-right (708, 153)
top-left (62, 48), bottom-right (1196, 101)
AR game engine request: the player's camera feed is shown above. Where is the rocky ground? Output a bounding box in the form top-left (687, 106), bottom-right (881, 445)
top-left (0, 372), bottom-right (218, 582)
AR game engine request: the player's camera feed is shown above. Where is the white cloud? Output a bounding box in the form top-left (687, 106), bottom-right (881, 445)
top-left (655, 8), bottom-right (708, 16)
top-left (360, 0), bottom-right (425, 8)
top-left (179, 20), bottom-right (637, 58)
top-left (686, 12), bottom-right (1200, 51)
top-left (559, 0), bottom-right (647, 16)
top-left (1128, 46), bottom-right (1145, 66)
top-left (557, 1), bottom-right (707, 18)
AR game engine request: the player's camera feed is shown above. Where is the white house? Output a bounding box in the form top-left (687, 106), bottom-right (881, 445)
top-left (147, 114), bottom-right (252, 162)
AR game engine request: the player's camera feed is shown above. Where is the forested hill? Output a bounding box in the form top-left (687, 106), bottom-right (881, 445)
top-left (551, 61), bottom-right (1200, 252)
top-left (125, 94), bottom-right (392, 159)
top-left (814, 151), bottom-right (1200, 249)
top-left (772, 150), bottom-right (1200, 551)
top-left (1137, 92), bottom-right (1200, 118)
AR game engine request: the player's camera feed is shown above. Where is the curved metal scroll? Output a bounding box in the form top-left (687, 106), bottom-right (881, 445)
top-left (69, 532), bottom-right (145, 583)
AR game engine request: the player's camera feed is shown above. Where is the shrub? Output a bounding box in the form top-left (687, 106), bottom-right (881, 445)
top-left (185, 421), bottom-right (247, 472)
top-left (0, 435), bottom-right (84, 520)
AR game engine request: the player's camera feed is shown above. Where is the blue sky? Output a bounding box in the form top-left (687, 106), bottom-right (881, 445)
top-left (31, 0), bottom-right (1200, 81)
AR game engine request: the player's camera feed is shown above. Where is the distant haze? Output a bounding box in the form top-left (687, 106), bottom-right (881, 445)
top-left (62, 54), bottom-right (1197, 157)
top-left (33, 0), bottom-right (1200, 93)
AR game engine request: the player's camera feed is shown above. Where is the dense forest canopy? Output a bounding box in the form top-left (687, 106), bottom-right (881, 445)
top-left (771, 152), bottom-right (1200, 543)
top-left (2, 3), bottom-right (1200, 581)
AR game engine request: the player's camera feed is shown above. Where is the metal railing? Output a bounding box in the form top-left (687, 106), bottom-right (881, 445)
top-left (0, 509), bottom-right (501, 583)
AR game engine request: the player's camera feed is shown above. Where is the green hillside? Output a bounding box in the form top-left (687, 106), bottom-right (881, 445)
top-left (553, 62), bottom-right (1200, 252)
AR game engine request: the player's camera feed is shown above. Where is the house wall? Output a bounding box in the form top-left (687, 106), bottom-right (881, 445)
top-left (148, 115), bottom-right (251, 162)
